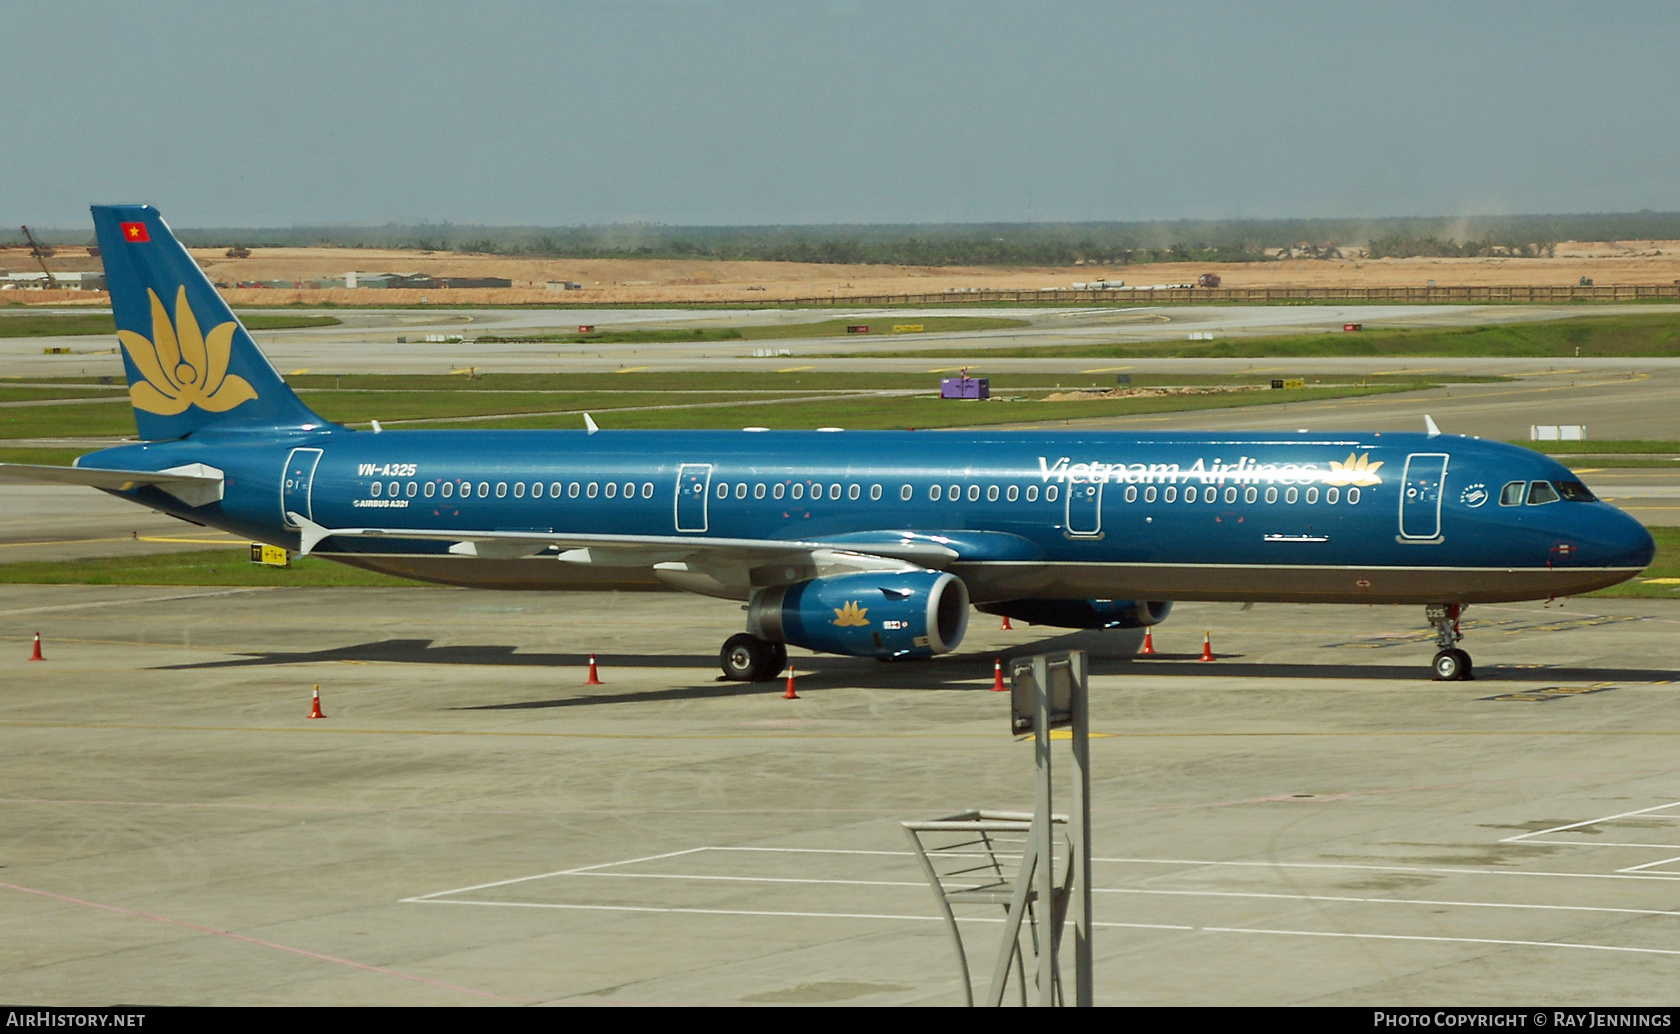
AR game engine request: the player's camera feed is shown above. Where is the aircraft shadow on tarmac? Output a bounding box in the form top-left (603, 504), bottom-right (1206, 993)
top-left (149, 632), bottom-right (1676, 709)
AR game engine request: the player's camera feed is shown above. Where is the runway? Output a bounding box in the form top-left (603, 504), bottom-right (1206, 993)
top-left (2, 585), bottom-right (1677, 1004)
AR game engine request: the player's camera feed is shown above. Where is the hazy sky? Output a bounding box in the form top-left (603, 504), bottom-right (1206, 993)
top-left (5, 1), bottom-right (1677, 228)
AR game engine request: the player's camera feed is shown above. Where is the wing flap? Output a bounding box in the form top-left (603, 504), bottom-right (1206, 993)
top-left (287, 515), bottom-right (960, 571)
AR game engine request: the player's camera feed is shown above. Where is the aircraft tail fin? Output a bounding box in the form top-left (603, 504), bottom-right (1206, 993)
top-left (91, 205), bottom-right (326, 441)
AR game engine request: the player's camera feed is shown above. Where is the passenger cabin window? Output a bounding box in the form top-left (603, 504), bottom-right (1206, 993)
top-left (514, 482), bottom-right (525, 498)
top-left (1026, 486), bottom-right (1038, 502)
top-left (441, 482), bottom-right (452, 498)
top-left (929, 485), bottom-right (941, 501)
top-left (1163, 486), bottom-right (1176, 503)
top-left (495, 482), bottom-right (507, 498)
top-left (849, 484), bottom-right (861, 501)
top-left (791, 484), bottom-right (804, 500)
top-left (1527, 480), bottom-right (1560, 505)
top-left (736, 483), bottom-right (748, 500)
top-left (423, 482), bottom-right (435, 498)
top-left (1499, 481), bottom-right (1526, 506)
top-left (870, 484), bottom-right (882, 501)
top-left (551, 483), bottom-right (563, 498)
top-left (586, 482), bottom-right (598, 498)
top-left (567, 482), bottom-right (579, 498)
top-left (604, 483), bottom-right (616, 499)
top-left (1046, 486), bottom-right (1059, 502)
top-left (754, 483), bottom-right (766, 499)
top-left (370, 482), bottom-right (382, 497)
top-left (1007, 486), bottom-right (1019, 502)
top-left (773, 484), bottom-right (785, 500)
top-left (642, 483), bottom-right (653, 499)
top-left (900, 485), bottom-right (913, 501)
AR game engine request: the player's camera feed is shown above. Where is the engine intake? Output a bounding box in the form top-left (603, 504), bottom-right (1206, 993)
top-left (749, 570), bottom-right (969, 659)
top-left (978, 598), bottom-right (1172, 630)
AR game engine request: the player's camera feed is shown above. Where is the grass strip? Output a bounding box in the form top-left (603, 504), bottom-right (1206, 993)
top-left (473, 315), bottom-right (1028, 344)
top-left (0, 313), bottom-right (341, 337)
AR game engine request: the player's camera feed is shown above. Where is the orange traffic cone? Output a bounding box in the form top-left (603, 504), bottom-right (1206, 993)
top-left (1199, 630), bottom-right (1214, 662)
top-left (28, 632), bottom-right (43, 662)
top-left (782, 663), bottom-right (799, 700)
top-left (991, 658), bottom-right (1007, 692)
top-left (585, 654), bottom-right (603, 685)
top-left (1139, 629), bottom-right (1155, 656)
top-left (1000, 615), bottom-right (1012, 631)
top-left (308, 685), bottom-right (324, 719)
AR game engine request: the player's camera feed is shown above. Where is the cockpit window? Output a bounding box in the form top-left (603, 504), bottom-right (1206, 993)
top-left (1553, 480), bottom-right (1597, 502)
top-left (1526, 480), bottom-right (1560, 505)
top-left (1499, 481), bottom-right (1526, 506)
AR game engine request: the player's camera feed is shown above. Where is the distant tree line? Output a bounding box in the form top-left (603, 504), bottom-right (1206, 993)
top-left (1364, 236), bottom-right (1557, 259)
top-left (9, 212), bottom-right (1680, 266)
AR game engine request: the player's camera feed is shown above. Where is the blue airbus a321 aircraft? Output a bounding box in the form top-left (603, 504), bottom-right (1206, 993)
top-left (0, 205), bottom-right (1655, 682)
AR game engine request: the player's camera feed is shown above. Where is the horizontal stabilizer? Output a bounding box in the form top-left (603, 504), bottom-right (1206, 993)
top-left (0, 462), bottom-right (224, 507)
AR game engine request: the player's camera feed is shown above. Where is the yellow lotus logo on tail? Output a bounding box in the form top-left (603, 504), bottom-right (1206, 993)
top-left (1324, 452), bottom-right (1384, 487)
top-left (832, 601), bottom-right (870, 627)
top-left (117, 287), bottom-right (257, 415)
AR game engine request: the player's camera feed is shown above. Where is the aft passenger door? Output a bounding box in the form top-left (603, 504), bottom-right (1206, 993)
top-left (1399, 453), bottom-right (1448, 542)
top-left (281, 447), bottom-right (323, 528)
top-left (675, 463), bottom-right (712, 532)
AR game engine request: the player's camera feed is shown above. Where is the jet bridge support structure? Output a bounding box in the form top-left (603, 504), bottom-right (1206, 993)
top-left (902, 650), bottom-right (1093, 1006)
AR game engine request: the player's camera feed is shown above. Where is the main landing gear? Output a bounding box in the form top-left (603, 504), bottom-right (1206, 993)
top-left (720, 633), bottom-right (788, 683)
top-left (1426, 603), bottom-right (1473, 681)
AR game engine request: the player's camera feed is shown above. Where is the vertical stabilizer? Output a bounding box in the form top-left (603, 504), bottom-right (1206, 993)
top-left (91, 205), bottom-right (325, 441)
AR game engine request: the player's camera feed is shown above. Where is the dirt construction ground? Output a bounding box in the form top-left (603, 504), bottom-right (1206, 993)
top-left (6, 241), bottom-right (1680, 307)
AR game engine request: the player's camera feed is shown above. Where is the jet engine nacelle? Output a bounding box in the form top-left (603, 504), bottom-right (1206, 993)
top-left (748, 570), bottom-right (970, 659)
top-left (978, 598), bottom-right (1173, 630)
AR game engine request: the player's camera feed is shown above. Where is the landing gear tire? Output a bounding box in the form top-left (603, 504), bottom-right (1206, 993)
top-left (1432, 648), bottom-right (1473, 682)
top-left (720, 633), bottom-right (784, 682)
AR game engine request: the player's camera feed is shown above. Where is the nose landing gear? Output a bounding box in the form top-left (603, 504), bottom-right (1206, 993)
top-left (1426, 603), bottom-right (1473, 681)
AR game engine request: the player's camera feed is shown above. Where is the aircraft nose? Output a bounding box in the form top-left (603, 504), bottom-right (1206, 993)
top-left (1597, 506), bottom-right (1655, 570)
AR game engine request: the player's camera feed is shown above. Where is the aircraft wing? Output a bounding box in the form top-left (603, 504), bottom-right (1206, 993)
top-left (0, 462), bottom-right (225, 508)
top-left (287, 513), bottom-right (959, 568)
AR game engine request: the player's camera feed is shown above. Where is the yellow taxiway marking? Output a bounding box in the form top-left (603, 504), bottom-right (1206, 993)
top-left (1642, 578), bottom-right (1680, 586)
top-left (612, 366), bottom-right (650, 374)
top-left (287, 368), bottom-right (310, 376)
top-left (1081, 366), bottom-right (1132, 374)
top-left (777, 366), bottom-right (815, 373)
top-left (926, 367), bottom-right (958, 374)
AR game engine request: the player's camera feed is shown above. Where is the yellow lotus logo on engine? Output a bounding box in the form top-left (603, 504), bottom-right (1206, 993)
top-left (117, 287), bottom-right (258, 415)
top-left (1324, 452), bottom-right (1384, 487)
top-left (832, 601), bottom-right (870, 627)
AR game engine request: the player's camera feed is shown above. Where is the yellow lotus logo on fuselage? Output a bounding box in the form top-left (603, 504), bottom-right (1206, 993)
top-left (832, 601), bottom-right (870, 627)
top-left (117, 287), bottom-right (257, 415)
top-left (1324, 452), bottom-right (1384, 487)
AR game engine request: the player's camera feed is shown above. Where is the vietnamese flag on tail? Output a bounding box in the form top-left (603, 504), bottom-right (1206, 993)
top-left (119, 222), bottom-right (149, 242)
